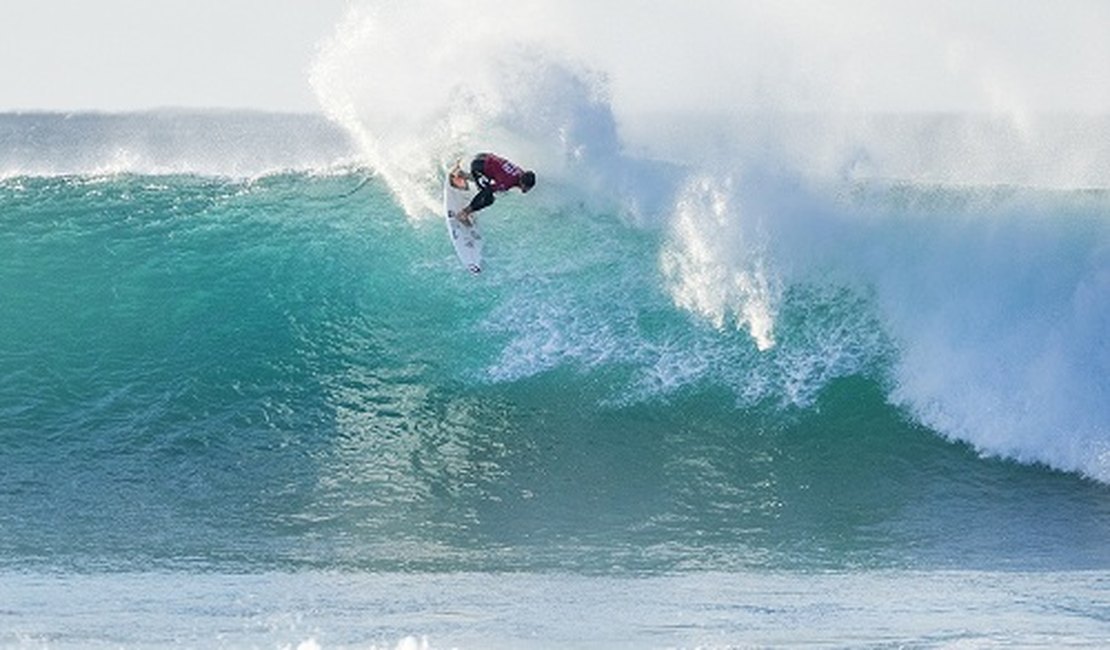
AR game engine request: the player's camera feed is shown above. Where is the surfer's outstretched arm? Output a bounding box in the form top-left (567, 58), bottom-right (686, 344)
top-left (450, 159), bottom-right (472, 182)
top-left (449, 168), bottom-right (470, 190)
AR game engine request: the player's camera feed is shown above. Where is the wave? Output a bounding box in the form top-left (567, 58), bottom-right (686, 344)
top-left (308, 1), bottom-right (1110, 482)
top-left (7, 172), bottom-right (1110, 575)
top-left (3, 2), bottom-right (1107, 484)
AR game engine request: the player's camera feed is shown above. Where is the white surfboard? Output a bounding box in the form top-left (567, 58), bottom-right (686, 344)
top-left (443, 169), bottom-right (483, 274)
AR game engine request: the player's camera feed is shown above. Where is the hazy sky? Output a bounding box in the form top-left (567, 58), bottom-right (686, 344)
top-left (2, 1), bottom-right (1108, 115)
top-left (0, 0), bottom-right (348, 112)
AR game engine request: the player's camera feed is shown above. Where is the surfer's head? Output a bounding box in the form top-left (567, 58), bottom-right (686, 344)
top-left (521, 171), bottom-right (536, 193)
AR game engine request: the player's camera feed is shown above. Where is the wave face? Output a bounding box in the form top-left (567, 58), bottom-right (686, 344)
top-left (2, 171), bottom-right (1109, 575)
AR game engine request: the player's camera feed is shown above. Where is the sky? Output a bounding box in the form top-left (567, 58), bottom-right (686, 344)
top-left (0, 0), bottom-right (348, 112)
top-left (1, 1), bottom-right (1108, 115)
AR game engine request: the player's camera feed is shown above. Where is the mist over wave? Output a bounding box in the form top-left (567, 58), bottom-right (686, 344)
top-left (309, 1), bottom-right (1110, 209)
top-left (307, 1), bottom-right (1110, 482)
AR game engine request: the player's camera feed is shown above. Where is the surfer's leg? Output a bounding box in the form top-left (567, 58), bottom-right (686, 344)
top-left (467, 187), bottom-right (495, 213)
top-left (457, 188), bottom-right (494, 226)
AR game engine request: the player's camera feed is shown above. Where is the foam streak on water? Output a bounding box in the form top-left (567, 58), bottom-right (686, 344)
top-left (4, 570), bottom-right (1110, 649)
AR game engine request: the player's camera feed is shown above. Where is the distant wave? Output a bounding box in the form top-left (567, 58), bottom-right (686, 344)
top-left (0, 111), bottom-right (356, 179)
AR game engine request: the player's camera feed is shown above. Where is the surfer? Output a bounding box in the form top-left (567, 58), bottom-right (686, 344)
top-left (452, 153), bottom-right (535, 226)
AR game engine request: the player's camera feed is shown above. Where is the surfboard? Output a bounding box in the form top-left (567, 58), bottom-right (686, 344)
top-left (443, 167), bottom-right (483, 274)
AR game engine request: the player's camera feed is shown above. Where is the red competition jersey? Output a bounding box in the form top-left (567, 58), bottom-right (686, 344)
top-left (479, 154), bottom-right (525, 192)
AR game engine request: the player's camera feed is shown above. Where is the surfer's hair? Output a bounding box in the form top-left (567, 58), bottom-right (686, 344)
top-left (521, 171), bottom-right (536, 192)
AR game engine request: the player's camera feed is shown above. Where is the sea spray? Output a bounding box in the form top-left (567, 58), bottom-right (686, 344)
top-left (661, 174), bottom-right (780, 351)
top-left (308, 1), bottom-right (676, 224)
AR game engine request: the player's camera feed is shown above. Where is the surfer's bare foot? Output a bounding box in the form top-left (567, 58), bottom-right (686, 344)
top-left (456, 208), bottom-right (473, 226)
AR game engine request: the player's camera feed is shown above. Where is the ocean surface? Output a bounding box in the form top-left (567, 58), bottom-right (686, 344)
top-left (2, 107), bottom-right (1110, 648)
top-left (5, 3), bottom-right (1110, 643)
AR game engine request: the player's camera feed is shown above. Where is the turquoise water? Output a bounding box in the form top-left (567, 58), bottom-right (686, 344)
top-left (2, 113), bottom-right (1110, 646)
top-left (3, 170), bottom-right (1107, 572)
